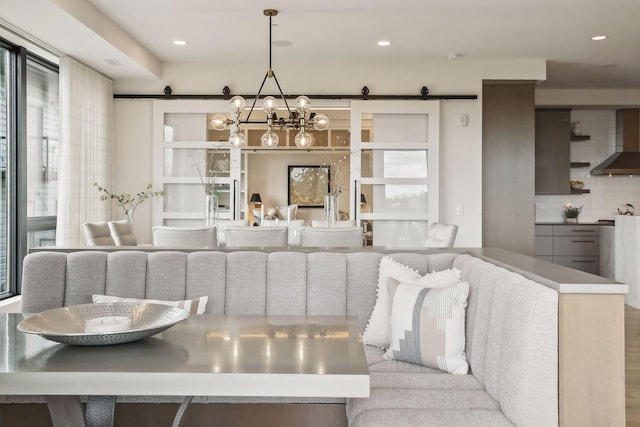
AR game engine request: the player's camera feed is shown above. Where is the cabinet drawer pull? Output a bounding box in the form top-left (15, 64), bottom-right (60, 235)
top-left (571, 260), bottom-right (596, 263)
top-left (571, 240), bottom-right (595, 243)
top-left (571, 229), bottom-right (594, 232)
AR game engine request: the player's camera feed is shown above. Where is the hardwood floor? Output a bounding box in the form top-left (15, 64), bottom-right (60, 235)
top-left (626, 305), bottom-right (640, 425)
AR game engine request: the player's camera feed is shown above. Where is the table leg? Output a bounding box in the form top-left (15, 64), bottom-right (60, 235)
top-left (44, 395), bottom-right (116, 427)
top-left (85, 396), bottom-right (116, 427)
top-left (172, 396), bottom-right (193, 427)
top-left (44, 396), bottom-right (85, 427)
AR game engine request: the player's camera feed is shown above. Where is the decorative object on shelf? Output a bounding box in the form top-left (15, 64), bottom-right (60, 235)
top-left (94, 183), bottom-right (163, 225)
top-left (208, 9), bottom-right (329, 149)
top-left (571, 122), bottom-right (582, 135)
top-left (288, 165), bottom-right (330, 208)
top-left (564, 203), bottom-right (583, 223)
top-left (570, 180), bottom-right (584, 189)
top-left (617, 203), bottom-right (635, 216)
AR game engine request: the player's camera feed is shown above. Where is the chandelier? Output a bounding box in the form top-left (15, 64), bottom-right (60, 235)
top-left (210, 9), bottom-right (329, 149)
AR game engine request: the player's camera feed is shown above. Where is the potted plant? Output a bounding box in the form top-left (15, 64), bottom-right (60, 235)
top-left (564, 203), bottom-right (582, 224)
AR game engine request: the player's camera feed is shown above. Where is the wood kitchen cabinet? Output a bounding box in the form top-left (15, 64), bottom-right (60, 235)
top-left (535, 109), bottom-right (571, 194)
top-left (535, 224), bottom-right (600, 275)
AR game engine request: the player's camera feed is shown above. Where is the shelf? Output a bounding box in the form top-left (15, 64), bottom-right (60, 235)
top-left (570, 188), bottom-right (590, 194)
top-left (570, 134), bottom-right (590, 142)
top-left (570, 162), bottom-right (590, 168)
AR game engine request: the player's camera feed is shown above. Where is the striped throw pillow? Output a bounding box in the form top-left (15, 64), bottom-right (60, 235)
top-left (383, 279), bottom-right (469, 374)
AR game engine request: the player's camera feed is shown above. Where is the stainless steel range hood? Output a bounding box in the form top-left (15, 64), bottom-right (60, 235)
top-left (591, 109), bottom-right (640, 175)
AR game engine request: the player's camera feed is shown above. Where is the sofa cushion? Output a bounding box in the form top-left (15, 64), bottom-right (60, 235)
top-left (384, 280), bottom-right (469, 374)
top-left (346, 388), bottom-right (502, 423)
top-left (348, 408), bottom-right (514, 427)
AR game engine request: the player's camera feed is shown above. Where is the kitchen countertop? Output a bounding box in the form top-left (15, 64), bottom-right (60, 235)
top-left (535, 221), bottom-right (615, 225)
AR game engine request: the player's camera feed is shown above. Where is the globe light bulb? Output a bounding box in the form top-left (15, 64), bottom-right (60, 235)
top-left (262, 96), bottom-right (278, 113)
top-left (210, 114), bottom-right (228, 131)
top-left (312, 113), bottom-right (329, 131)
top-left (295, 96), bottom-right (311, 113)
top-left (229, 132), bottom-right (246, 148)
top-left (229, 96), bottom-right (246, 114)
top-left (261, 130), bottom-right (279, 148)
top-left (295, 131), bottom-right (314, 148)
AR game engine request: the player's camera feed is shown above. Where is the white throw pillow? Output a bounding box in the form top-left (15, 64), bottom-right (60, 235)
top-left (383, 279), bottom-right (469, 374)
top-left (362, 256), bottom-right (462, 348)
top-left (92, 294), bottom-right (208, 315)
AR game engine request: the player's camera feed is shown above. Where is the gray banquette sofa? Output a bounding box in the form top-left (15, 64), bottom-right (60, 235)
top-left (9, 248), bottom-right (563, 427)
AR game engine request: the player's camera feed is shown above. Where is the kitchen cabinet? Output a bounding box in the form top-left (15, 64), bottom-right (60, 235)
top-left (535, 109), bottom-right (571, 195)
top-left (535, 224), bottom-right (600, 275)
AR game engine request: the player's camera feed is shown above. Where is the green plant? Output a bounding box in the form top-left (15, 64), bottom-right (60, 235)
top-left (94, 183), bottom-right (164, 220)
top-left (563, 203), bottom-right (582, 218)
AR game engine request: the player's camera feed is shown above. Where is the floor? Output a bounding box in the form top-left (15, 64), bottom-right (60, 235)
top-left (628, 305), bottom-right (640, 425)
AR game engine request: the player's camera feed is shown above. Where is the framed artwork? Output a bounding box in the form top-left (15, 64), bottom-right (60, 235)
top-left (288, 165), bottom-right (330, 208)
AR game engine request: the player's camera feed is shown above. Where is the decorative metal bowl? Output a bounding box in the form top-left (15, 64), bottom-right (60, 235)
top-left (18, 302), bottom-right (189, 346)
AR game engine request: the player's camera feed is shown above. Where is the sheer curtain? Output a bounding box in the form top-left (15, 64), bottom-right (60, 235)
top-left (56, 57), bottom-right (113, 246)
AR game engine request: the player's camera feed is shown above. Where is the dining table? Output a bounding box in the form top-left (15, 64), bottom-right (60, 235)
top-left (0, 313), bottom-right (370, 427)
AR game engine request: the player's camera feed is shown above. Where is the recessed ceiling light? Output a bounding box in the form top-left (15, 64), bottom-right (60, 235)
top-left (173, 40), bottom-right (187, 46)
top-left (591, 35), bottom-right (607, 41)
top-left (377, 40), bottom-right (391, 47)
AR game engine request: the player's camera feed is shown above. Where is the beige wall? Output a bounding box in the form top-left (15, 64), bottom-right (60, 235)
top-left (112, 59), bottom-right (547, 246)
top-left (113, 100), bottom-right (154, 243)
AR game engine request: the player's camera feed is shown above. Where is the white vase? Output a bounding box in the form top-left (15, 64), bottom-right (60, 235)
top-left (204, 194), bottom-right (219, 228)
top-left (324, 194), bottom-right (339, 227)
top-left (565, 217), bottom-right (578, 224)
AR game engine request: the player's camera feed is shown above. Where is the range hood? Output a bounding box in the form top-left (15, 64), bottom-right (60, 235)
top-left (591, 108), bottom-right (640, 175)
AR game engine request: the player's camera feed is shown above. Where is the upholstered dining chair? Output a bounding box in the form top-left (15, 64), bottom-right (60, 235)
top-left (225, 226), bottom-right (288, 247)
top-left (311, 220), bottom-right (357, 227)
top-left (107, 220), bottom-right (137, 246)
top-left (82, 221), bottom-right (115, 246)
top-left (299, 226), bottom-right (363, 247)
top-left (152, 226), bottom-right (217, 248)
top-left (425, 222), bottom-right (458, 248)
top-left (216, 219), bottom-right (250, 246)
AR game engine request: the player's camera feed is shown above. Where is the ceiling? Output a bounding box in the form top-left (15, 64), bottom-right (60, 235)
top-left (2, 0), bottom-right (640, 89)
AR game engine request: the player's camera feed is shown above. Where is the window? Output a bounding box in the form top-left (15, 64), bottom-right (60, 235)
top-left (0, 45), bottom-right (8, 296)
top-left (26, 58), bottom-right (59, 249)
top-left (0, 38), bottom-right (58, 299)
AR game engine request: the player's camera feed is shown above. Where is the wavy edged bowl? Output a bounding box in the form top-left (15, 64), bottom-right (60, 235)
top-left (18, 302), bottom-right (189, 346)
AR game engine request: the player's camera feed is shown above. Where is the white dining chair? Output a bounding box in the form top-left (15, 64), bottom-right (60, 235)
top-left (425, 222), bottom-right (458, 248)
top-left (299, 226), bottom-right (363, 247)
top-left (311, 220), bottom-right (357, 227)
top-left (107, 220), bottom-right (137, 246)
top-left (225, 226), bottom-right (288, 247)
top-left (216, 220), bottom-right (250, 246)
top-left (152, 226), bottom-right (217, 248)
top-left (82, 221), bottom-right (115, 246)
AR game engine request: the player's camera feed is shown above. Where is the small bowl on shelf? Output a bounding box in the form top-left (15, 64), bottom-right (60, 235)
top-left (570, 180), bottom-right (584, 190)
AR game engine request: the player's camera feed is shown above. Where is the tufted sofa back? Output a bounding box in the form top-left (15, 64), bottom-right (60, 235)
top-left (20, 250), bottom-right (557, 426)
